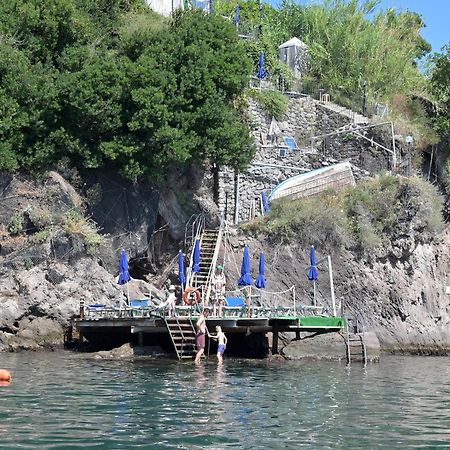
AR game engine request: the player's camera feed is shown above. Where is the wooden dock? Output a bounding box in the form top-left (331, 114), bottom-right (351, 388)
top-left (73, 305), bottom-right (346, 358)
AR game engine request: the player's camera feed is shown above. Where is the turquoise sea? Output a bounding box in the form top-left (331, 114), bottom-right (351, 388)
top-left (0, 352), bottom-right (449, 449)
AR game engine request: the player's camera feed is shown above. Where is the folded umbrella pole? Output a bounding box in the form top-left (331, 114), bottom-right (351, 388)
top-left (308, 245), bottom-right (319, 307)
top-left (117, 250), bottom-right (131, 306)
top-left (178, 250), bottom-right (186, 292)
top-left (255, 252), bottom-right (266, 289)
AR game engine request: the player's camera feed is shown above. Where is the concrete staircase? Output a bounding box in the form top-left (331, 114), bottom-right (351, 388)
top-left (319, 100), bottom-right (369, 125)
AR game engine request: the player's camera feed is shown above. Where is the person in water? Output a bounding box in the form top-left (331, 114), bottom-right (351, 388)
top-left (211, 325), bottom-right (227, 364)
top-left (194, 309), bottom-right (209, 364)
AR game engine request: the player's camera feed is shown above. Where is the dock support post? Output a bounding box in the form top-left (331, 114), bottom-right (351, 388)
top-left (272, 328), bottom-right (279, 355)
top-left (328, 255), bottom-right (337, 316)
top-left (138, 332), bottom-right (144, 347)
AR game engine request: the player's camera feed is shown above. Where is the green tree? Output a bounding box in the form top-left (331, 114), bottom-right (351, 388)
top-left (0, 3), bottom-right (254, 180)
top-left (430, 45), bottom-right (450, 135)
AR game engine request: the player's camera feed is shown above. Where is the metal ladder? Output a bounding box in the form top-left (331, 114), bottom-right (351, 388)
top-left (185, 217), bottom-right (224, 305)
top-left (165, 317), bottom-right (197, 360)
top-left (192, 228), bottom-right (221, 300)
top-left (345, 314), bottom-right (367, 365)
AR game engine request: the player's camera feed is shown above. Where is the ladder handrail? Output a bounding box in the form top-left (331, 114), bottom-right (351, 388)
top-left (186, 214), bottom-right (205, 288)
top-left (183, 214), bottom-right (197, 251)
top-left (165, 317), bottom-right (181, 360)
top-left (203, 220), bottom-right (224, 305)
top-left (345, 319), bottom-right (351, 364)
top-left (343, 307), bottom-right (367, 365)
top-left (166, 317), bottom-right (197, 360)
top-left (355, 313), bottom-right (367, 364)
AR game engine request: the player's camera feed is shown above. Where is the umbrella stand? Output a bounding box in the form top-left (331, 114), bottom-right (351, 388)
top-left (293, 286), bottom-right (296, 316)
top-left (313, 281), bottom-right (316, 307)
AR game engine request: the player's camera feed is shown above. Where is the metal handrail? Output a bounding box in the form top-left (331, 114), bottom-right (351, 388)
top-left (185, 214), bottom-right (205, 287)
top-left (203, 217), bottom-right (225, 305)
top-left (345, 319), bottom-right (351, 364)
top-left (183, 214), bottom-right (197, 251)
top-left (355, 313), bottom-right (368, 364)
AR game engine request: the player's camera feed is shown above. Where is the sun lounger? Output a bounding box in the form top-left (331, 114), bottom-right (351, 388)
top-left (224, 297), bottom-right (246, 317)
top-left (130, 299), bottom-right (153, 317)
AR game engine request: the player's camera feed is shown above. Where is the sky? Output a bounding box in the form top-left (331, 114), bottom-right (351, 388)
top-left (377, 0), bottom-right (448, 52)
top-left (267, 0), bottom-right (449, 53)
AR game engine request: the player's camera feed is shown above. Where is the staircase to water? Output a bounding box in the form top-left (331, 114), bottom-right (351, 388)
top-left (345, 314), bottom-right (367, 365)
top-left (192, 228), bottom-right (220, 296)
top-left (185, 221), bottom-right (224, 305)
top-left (165, 317), bottom-right (197, 359)
top-left (347, 333), bottom-right (367, 363)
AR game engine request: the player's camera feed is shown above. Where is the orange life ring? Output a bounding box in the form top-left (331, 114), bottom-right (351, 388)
top-left (183, 287), bottom-right (201, 305)
top-left (0, 369), bottom-right (11, 384)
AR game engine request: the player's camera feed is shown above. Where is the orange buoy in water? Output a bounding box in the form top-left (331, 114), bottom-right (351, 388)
top-left (0, 369), bottom-right (11, 384)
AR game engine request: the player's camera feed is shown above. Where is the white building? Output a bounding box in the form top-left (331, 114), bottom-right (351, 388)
top-left (146, 0), bottom-right (184, 17)
top-left (146, 0), bottom-right (211, 17)
top-left (279, 37), bottom-right (310, 78)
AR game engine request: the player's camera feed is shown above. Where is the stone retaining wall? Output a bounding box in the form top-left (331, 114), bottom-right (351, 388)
top-left (218, 96), bottom-right (394, 223)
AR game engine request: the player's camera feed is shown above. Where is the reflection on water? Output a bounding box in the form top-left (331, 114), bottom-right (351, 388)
top-left (0, 352), bottom-right (449, 449)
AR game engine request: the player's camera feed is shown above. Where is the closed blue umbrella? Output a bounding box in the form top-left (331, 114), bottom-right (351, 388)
top-left (193, 238), bottom-right (201, 273)
top-left (308, 245), bottom-right (318, 281)
top-left (308, 245), bottom-right (319, 306)
top-left (257, 51), bottom-right (267, 80)
top-left (234, 4), bottom-right (240, 25)
top-left (238, 245), bottom-right (254, 286)
top-left (178, 250), bottom-right (186, 287)
top-left (118, 249), bottom-right (131, 305)
top-left (261, 191), bottom-right (270, 214)
top-left (209, 0), bottom-right (213, 14)
top-left (117, 250), bottom-right (131, 285)
top-left (255, 252), bottom-right (266, 288)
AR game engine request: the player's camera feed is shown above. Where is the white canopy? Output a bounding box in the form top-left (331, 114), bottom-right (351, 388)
top-left (278, 37), bottom-right (308, 50)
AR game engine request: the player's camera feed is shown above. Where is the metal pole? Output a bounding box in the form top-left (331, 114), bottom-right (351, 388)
top-left (293, 286), bottom-right (296, 316)
top-left (391, 122), bottom-right (397, 171)
top-left (313, 280), bottom-right (316, 307)
top-left (362, 80), bottom-right (367, 116)
top-left (327, 255), bottom-right (336, 316)
top-left (234, 170), bottom-right (240, 224)
top-left (428, 144), bottom-right (435, 181)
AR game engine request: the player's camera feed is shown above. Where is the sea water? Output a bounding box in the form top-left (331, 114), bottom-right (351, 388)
top-left (0, 352), bottom-right (449, 449)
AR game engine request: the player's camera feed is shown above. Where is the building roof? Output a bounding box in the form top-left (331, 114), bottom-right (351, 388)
top-left (278, 37), bottom-right (308, 50)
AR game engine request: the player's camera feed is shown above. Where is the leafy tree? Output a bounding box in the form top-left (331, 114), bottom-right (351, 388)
top-left (430, 45), bottom-right (450, 135)
top-left (0, 2), bottom-right (254, 180)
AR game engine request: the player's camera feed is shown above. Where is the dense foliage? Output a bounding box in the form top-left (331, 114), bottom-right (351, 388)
top-left (217, 0), bottom-right (431, 103)
top-left (248, 89), bottom-right (289, 120)
top-left (430, 45), bottom-right (450, 136)
top-left (0, 0), bottom-right (254, 180)
top-left (247, 174), bottom-right (443, 253)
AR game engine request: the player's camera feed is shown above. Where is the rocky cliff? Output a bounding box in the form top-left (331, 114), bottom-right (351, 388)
top-left (220, 174), bottom-right (450, 354)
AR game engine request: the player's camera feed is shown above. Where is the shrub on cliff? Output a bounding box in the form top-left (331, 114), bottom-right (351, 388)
top-left (253, 191), bottom-right (348, 250)
top-left (247, 175), bottom-right (444, 253)
top-left (248, 89), bottom-right (289, 120)
top-left (0, 3), bottom-right (254, 179)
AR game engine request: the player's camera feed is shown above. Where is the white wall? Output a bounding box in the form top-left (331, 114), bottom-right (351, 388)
top-left (146, 0), bottom-right (184, 17)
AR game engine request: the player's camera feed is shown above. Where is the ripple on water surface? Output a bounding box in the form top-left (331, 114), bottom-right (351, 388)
top-left (0, 353), bottom-right (449, 449)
